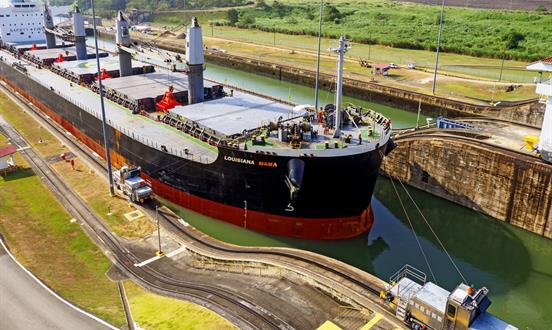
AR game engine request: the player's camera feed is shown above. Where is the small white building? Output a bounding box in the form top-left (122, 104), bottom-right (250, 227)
top-left (527, 57), bottom-right (552, 163)
top-left (0, 144), bottom-right (17, 171)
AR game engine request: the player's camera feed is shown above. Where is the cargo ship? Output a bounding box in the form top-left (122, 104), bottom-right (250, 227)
top-left (0, 2), bottom-right (394, 239)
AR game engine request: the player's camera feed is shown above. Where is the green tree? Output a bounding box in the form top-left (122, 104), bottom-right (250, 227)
top-left (271, 0), bottom-right (286, 18)
top-left (535, 5), bottom-right (548, 13)
top-left (502, 31), bottom-right (525, 49)
top-left (323, 5), bottom-right (341, 22)
top-left (255, 0), bottom-right (268, 10)
top-left (227, 8), bottom-right (239, 24)
top-left (239, 13), bottom-right (256, 25)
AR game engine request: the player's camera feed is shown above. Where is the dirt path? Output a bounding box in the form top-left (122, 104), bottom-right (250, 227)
top-left (203, 35), bottom-right (533, 87)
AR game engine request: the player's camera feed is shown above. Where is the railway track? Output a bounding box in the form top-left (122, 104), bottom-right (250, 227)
top-left (0, 80), bottom-right (401, 327)
top-left (0, 87), bottom-right (287, 330)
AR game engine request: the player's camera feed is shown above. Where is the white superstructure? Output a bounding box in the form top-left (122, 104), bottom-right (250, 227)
top-left (0, 0), bottom-right (44, 44)
top-left (527, 57), bottom-right (552, 163)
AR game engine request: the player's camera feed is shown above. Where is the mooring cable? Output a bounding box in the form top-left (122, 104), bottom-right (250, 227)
top-left (389, 177), bottom-right (437, 284)
top-left (397, 178), bottom-right (468, 284)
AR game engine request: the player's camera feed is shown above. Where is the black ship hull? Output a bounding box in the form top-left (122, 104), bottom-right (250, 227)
top-left (0, 60), bottom-right (390, 239)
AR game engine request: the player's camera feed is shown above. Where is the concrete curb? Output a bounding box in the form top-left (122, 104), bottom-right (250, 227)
top-left (0, 237), bottom-right (120, 330)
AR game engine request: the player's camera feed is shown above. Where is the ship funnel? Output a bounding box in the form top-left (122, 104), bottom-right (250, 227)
top-left (116, 11), bottom-right (132, 77)
top-left (72, 6), bottom-right (87, 60)
top-left (43, 5), bottom-right (56, 48)
top-left (186, 17), bottom-right (204, 104)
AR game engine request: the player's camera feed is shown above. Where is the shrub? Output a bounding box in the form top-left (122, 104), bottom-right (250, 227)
top-left (323, 5), bottom-right (341, 22)
top-left (227, 9), bottom-right (239, 24)
top-left (239, 13), bottom-right (256, 25)
top-left (502, 31), bottom-right (525, 49)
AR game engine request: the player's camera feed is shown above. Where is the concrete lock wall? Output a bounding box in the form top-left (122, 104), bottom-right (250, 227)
top-left (97, 31), bottom-right (544, 127)
top-left (380, 138), bottom-right (552, 239)
top-left (203, 51), bottom-right (545, 127)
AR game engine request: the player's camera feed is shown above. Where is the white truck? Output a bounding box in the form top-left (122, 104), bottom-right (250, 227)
top-left (113, 166), bottom-right (153, 203)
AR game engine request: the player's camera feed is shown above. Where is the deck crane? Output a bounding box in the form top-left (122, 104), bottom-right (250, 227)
top-left (43, 6), bottom-right (88, 60)
top-left (115, 11), bottom-right (188, 73)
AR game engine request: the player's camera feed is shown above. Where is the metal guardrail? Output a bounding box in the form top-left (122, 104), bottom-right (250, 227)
top-left (389, 264), bottom-right (427, 285)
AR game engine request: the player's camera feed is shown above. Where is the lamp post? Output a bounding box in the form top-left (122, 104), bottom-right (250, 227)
top-left (498, 55), bottom-right (506, 82)
top-left (314, 0), bottom-right (323, 113)
top-left (91, 0), bottom-right (114, 196)
top-left (156, 206), bottom-right (164, 256)
top-left (431, 0), bottom-right (445, 95)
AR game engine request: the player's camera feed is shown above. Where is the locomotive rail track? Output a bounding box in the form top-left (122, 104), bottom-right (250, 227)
top-left (0, 80), bottom-right (406, 329)
top-left (0, 86), bottom-right (288, 330)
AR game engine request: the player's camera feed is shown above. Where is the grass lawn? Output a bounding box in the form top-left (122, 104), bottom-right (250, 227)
top-left (0, 94), bottom-right (235, 329)
top-left (204, 25), bottom-right (544, 84)
top-left (152, 0), bottom-right (550, 85)
top-left (193, 33), bottom-right (537, 102)
top-left (0, 157), bottom-right (126, 326)
top-left (0, 95), bottom-right (65, 158)
top-left (51, 161), bottom-right (155, 239)
top-left (125, 281), bottom-right (236, 330)
top-left (0, 91), bottom-right (154, 239)
top-left (221, 0), bottom-right (552, 61)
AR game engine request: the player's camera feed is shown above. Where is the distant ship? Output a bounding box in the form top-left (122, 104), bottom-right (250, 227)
top-left (0, 2), bottom-right (395, 239)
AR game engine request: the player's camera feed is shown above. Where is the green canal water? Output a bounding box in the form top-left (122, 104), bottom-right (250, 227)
top-left (198, 64), bottom-right (549, 329)
top-left (204, 62), bottom-right (421, 129)
top-left (94, 38), bottom-right (551, 328)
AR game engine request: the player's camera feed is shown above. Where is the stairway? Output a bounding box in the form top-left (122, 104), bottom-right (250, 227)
top-left (396, 299), bottom-right (409, 321)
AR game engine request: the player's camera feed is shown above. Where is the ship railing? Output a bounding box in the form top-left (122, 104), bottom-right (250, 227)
top-left (43, 84), bottom-right (215, 164)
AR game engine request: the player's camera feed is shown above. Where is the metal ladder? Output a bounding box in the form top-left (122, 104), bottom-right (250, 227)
top-left (396, 298), bottom-right (409, 321)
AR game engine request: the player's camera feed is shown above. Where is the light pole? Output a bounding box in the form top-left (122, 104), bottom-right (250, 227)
top-left (91, 0), bottom-right (114, 196)
top-left (314, 0), bottom-right (323, 113)
top-left (368, 33), bottom-right (372, 60)
top-left (156, 206), bottom-right (164, 256)
top-left (498, 55), bottom-right (506, 82)
top-left (244, 200), bottom-right (247, 228)
top-left (432, 0), bottom-right (445, 95)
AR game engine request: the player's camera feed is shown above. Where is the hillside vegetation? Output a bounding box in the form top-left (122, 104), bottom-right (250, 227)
top-left (211, 0), bottom-right (552, 61)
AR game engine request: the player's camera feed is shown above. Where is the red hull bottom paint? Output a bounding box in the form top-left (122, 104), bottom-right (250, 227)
top-left (4, 78), bottom-right (374, 240)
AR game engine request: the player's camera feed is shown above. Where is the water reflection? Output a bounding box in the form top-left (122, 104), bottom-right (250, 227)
top-left (91, 36), bottom-right (551, 329)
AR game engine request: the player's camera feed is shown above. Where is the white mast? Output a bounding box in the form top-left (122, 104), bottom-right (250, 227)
top-left (314, 1), bottom-right (323, 113)
top-left (72, 6), bottom-right (87, 60)
top-left (116, 11), bottom-right (132, 77)
top-left (186, 17), bottom-right (205, 104)
top-left (331, 36), bottom-right (349, 138)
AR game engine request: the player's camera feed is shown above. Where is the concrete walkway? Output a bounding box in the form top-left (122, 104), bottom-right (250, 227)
top-left (0, 244), bottom-right (112, 330)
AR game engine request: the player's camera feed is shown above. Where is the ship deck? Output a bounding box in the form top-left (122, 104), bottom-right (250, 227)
top-left (168, 91), bottom-right (299, 137)
top-left (1, 49), bottom-right (218, 163)
top-left (101, 71), bottom-right (217, 101)
top-left (52, 57), bottom-right (153, 77)
top-left (24, 46), bottom-right (108, 65)
top-left (3, 47), bottom-right (391, 158)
